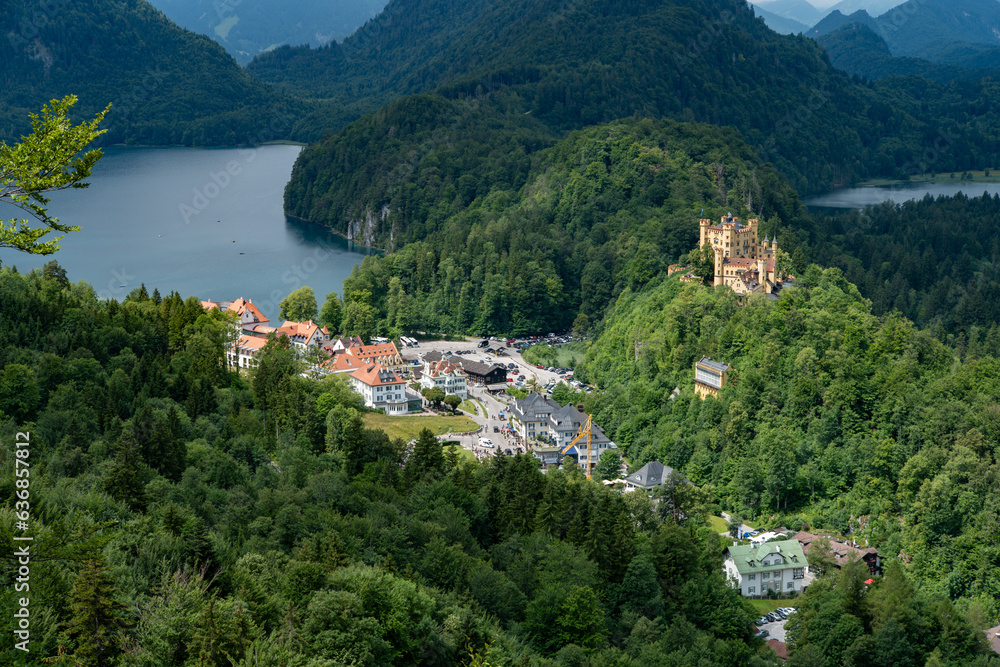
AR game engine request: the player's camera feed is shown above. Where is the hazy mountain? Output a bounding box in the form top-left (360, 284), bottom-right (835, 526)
top-left (807, 9), bottom-right (878, 37)
top-left (875, 0), bottom-right (1000, 58)
top-left (753, 6), bottom-right (811, 33)
top-left (815, 22), bottom-right (1000, 81)
top-left (146, 0), bottom-right (388, 64)
top-left (750, 0), bottom-right (825, 25)
top-left (826, 0), bottom-right (903, 17)
top-left (0, 0), bottom-right (299, 145)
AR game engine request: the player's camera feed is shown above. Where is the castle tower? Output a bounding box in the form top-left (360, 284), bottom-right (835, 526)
top-left (714, 247), bottom-right (725, 287)
top-left (699, 218), bottom-right (711, 247)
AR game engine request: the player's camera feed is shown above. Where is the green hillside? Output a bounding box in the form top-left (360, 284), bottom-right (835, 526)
top-left (0, 266), bottom-right (782, 665)
top-left (0, 0), bottom-right (303, 145)
top-left (575, 268), bottom-right (1000, 650)
top-left (326, 116), bottom-right (809, 337)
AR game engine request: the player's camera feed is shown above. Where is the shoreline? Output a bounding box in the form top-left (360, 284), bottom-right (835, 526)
top-left (285, 213), bottom-right (388, 254)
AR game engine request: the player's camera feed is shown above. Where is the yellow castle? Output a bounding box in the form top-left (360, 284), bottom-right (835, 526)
top-left (698, 214), bottom-right (780, 295)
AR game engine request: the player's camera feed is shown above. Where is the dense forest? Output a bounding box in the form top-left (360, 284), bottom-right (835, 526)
top-left (272, 0), bottom-right (1000, 203)
top-left (573, 268), bottom-right (1000, 655)
top-left (2, 261), bottom-right (998, 664)
top-left (0, 264), bottom-right (790, 666)
top-left (0, 0), bottom-right (304, 145)
top-left (809, 193), bottom-right (1000, 345)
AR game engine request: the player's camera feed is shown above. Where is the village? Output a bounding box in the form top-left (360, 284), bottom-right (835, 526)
top-left (196, 215), bottom-right (896, 658)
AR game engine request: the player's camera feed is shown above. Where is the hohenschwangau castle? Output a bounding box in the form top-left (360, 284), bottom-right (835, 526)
top-left (699, 214), bottom-right (781, 296)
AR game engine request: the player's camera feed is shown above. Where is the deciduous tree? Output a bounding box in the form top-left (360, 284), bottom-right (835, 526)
top-left (1, 95), bottom-right (108, 254)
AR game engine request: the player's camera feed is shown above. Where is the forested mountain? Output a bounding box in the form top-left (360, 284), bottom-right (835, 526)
top-left (314, 116), bottom-right (808, 336)
top-left (810, 193), bottom-right (1000, 343)
top-left (573, 267), bottom-right (1000, 664)
top-left (270, 0), bottom-right (1000, 208)
top-left (815, 23), bottom-right (1000, 82)
top-left (0, 0), bottom-right (302, 145)
top-left (0, 265), bottom-right (792, 665)
top-left (146, 0), bottom-right (387, 64)
top-left (807, 8), bottom-right (879, 36)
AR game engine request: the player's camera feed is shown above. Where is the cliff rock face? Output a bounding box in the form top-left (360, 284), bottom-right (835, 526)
top-left (347, 204), bottom-right (390, 247)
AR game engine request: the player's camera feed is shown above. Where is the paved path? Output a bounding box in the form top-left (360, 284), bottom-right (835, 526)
top-left (720, 511), bottom-right (755, 539)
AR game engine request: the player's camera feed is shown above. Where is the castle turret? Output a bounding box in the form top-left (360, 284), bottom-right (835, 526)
top-left (714, 247), bottom-right (725, 287)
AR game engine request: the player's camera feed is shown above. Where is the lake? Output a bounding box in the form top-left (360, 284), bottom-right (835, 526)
top-left (0, 145), bottom-right (376, 322)
top-left (804, 182), bottom-right (1000, 208)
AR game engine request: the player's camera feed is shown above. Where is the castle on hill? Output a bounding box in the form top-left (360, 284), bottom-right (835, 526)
top-left (699, 214), bottom-right (781, 296)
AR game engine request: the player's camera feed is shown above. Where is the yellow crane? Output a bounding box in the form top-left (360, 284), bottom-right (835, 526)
top-left (560, 414), bottom-right (594, 480)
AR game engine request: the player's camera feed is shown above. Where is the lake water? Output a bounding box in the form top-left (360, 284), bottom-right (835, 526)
top-left (0, 145), bottom-right (376, 322)
top-left (804, 182), bottom-right (1000, 208)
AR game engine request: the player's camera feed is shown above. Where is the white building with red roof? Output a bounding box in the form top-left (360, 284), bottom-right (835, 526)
top-left (350, 363), bottom-right (409, 414)
top-left (201, 297), bottom-right (270, 332)
top-left (227, 335), bottom-right (268, 370)
top-left (275, 319), bottom-right (330, 348)
top-left (419, 356), bottom-right (468, 400)
top-left (347, 341), bottom-right (405, 372)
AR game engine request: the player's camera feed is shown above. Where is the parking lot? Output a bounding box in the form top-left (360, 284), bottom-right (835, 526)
top-left (755, 608), bottom-right (795, 642)
top-left (399, 337), bottom-right (585, 394)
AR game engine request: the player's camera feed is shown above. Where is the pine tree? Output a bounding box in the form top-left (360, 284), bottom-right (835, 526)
top-left (405, 428), bottom-right (445, 485)
top-left (64, 558), bottom-right (129, 667)
top-left (104, 423), bottom-right (147, 511)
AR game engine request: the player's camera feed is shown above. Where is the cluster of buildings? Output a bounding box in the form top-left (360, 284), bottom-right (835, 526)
top-left (508, 392), bottom-right (617, 470)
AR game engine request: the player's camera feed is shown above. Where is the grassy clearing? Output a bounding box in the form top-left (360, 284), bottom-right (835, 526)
top-left (708, 516), bottom-right (729, 532)
top-left (522, 341), bottom-right (589, 368)
top-left (445, 443), bottom-right (477, 462)
top-left (459, 400), bottom-right (479, 415)
top-left (860, 169), bottom-right (1000, 186)
top-left (362, 413), bottom-right (479, 441)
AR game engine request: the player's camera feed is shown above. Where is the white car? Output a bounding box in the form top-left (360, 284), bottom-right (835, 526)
top-left (479, 438), bottom-right (493, 447)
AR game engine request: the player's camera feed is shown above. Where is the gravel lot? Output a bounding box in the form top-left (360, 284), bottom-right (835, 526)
top-left (400, 338), bottom-right (577, 391)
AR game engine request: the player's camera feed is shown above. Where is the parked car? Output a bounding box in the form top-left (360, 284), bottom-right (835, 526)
top-left (754, 629), bottom-right (769, 639)
top-left (755, 617), bottom-right (768, 627)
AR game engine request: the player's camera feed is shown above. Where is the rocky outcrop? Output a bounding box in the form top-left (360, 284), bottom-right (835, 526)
top-left (347, 204), bottom-right (389, 248)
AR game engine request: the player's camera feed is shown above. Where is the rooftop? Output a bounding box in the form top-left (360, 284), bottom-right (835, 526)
top-left (725, 540), bottom-right (808, 575)
top-left (697, 357), bottom-right (729, 373)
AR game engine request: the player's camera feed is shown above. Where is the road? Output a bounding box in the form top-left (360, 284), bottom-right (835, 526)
top-left (720, 511), bottom-right (755, 540)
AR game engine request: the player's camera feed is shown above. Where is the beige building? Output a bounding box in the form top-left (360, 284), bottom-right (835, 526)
top-left (694, 356), bottom-right (728, 399)
top-left (699, 214), bottom-right (780, 295)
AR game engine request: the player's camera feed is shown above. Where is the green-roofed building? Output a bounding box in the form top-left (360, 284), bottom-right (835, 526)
top-left (723, 539), bottom-right (808, 597)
